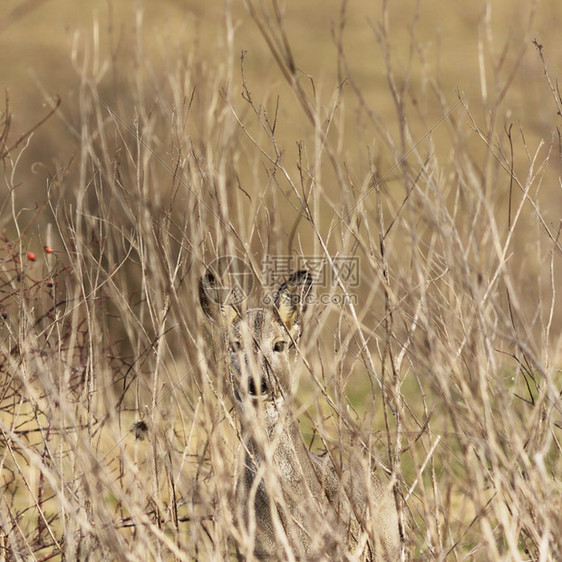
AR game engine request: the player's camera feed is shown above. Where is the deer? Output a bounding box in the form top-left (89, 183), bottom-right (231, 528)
top-left (199, 268), bottom-right (402, 560)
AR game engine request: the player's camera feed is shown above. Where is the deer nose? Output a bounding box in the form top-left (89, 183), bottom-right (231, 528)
top-left (248, 375), bottom-right (269, 396)
top-left (239, 352), bottom-right (273, 397)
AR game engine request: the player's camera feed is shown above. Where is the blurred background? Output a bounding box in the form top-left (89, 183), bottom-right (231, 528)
top-left (1, 0), bottom-right (561, 330)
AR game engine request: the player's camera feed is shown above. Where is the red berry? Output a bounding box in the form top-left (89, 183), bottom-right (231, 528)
top-left (44, 246), bottom-right (53, 254)
top-left (27, 252), bottom-right (36, 262)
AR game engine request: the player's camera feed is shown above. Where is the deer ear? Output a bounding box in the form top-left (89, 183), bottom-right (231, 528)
top-left (273, 270), bottom-right (312, 331)
top-left (199, 272), bottom-right (238, 326)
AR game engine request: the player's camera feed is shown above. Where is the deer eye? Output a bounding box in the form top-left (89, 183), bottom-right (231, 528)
top-left (273, 340), bottom-right (287, 353)
top-left (230, 340), bottom-right (241, 353)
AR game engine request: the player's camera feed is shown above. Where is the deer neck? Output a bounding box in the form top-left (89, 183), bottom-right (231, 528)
top-left (239, 396), bottom-right (317, 490)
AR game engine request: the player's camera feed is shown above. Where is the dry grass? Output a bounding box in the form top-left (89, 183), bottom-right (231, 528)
top-left (0, 0), bottom-right (561, 560)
